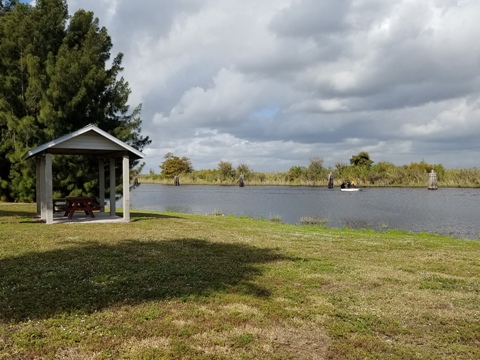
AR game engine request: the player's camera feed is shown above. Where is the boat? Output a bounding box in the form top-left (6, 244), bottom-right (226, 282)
top-left (340, 180), bottom-right (361, 192)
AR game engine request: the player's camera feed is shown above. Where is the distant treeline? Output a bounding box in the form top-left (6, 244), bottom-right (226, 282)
top-left (140, 153), bottom-right (480, 188)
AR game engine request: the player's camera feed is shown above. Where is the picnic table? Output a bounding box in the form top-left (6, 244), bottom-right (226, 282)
top-left (64, 196), bottom-right (101, 219)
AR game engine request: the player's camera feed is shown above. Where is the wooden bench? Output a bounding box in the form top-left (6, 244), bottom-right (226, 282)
top-left (53, 198), bottom-right (67, 213)
top-left (90, 198), bottom-right (102, 211)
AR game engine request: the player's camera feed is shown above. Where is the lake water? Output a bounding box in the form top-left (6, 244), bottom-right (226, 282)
top-left (123, 184), bottom-right (480, 239)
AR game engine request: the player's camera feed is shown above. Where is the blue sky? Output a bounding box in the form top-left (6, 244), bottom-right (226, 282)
top-left (25, 0), bottom-right (480, 171)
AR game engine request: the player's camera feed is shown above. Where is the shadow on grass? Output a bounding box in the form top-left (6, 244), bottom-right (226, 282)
top-left (0, 239), bottom-right (288, 321)
top-left (1, 208), bottom-right (181, 223)
top-left (0, 207), bottom-right (39, 224)
top-left (0, 209), bottom-right (36, 218)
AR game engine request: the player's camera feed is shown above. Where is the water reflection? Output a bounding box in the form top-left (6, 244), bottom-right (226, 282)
top-left (123, 184), bottom-right (480, 239)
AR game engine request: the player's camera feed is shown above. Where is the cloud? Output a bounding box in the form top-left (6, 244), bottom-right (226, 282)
top-left (66, 0), bottom-right (480, 171)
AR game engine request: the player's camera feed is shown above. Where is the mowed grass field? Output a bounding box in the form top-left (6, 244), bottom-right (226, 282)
top-left (0, 203), bottom-right (479, 359)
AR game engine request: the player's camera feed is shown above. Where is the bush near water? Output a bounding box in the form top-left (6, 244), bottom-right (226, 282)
top-left (144, 153), bottom-right (480, 187)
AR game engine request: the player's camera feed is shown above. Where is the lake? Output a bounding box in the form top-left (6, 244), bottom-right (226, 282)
top-left (122, 184), bottom-right (480, 239)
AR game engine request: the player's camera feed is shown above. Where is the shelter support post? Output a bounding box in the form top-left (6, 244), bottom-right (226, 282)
top-left (122, 155), bottom-right (130, 221)
top-left (40, 155), bottom-right (46, 221)
top-left (98, 159), bottom-right (105, 212)
top-left (109, 158), bottom-right (116, 216)
top-left (44, 153), bottom-right (53, 224)
top-left (36, 156), bottom-right (41, 217)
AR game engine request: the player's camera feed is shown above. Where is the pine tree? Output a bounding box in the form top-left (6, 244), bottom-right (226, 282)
top-left (0, 0), bottom-right (150, 201)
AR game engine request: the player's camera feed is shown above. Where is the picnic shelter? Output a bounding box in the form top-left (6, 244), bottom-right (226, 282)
top-left (22, 124), bottom-right (145, 224)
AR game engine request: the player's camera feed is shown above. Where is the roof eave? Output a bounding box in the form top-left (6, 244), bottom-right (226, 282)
top-left (22, 124), bottom-right (146, 160)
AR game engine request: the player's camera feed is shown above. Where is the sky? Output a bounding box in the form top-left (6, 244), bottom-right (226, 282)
top-left (33, 0), bottom-right (480, 171)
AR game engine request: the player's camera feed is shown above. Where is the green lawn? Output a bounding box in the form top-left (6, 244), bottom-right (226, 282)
top-left (1, 203), bottom-right (479, 359)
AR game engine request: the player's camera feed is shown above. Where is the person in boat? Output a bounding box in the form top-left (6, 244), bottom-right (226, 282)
top-left (340, 180), bottom-right (356, 188)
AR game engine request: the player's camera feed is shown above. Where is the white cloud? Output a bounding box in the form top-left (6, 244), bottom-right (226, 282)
top-left (402, 98), bottom-right (480, 138)
top-left (66, 0), bottom-right (480, 171)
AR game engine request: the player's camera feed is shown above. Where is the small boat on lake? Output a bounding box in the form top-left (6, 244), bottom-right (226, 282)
top-left (340, 180), bottom-right (360, 192)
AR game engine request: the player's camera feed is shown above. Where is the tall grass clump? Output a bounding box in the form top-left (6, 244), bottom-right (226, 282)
top-left (299, 216), bottom-right (328, 226)
top-left (269, 214), bottom-right (282, 222)
top-left (210, 209), bottom-right (224, 216)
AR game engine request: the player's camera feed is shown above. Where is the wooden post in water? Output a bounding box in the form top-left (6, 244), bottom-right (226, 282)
top-left (428, 170), bottom-right (437, 190)
top-left (328, 172), bottom-right (334, 189)
top-left (238, 174), bottom-right (244, 187)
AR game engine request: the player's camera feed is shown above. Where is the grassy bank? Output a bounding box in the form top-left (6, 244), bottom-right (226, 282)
top-left (1, 203), bottom-right (479, 359)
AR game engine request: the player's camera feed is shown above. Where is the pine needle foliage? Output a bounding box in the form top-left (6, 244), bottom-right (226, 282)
top-left (0, 0), bottom-right (150, 201)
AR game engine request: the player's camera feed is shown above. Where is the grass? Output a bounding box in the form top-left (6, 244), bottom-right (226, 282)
top-left (1, 203), bottom-right (479, 359)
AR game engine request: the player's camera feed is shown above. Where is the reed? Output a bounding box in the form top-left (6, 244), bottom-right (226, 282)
top-left (210, 209), bottom-right (224, 216)
top-left (299, 216), bottom-right (328, 226)
top-left (269, 214), bottom-right (282, 223)
top-left (139, 166), bottom-right (480, 188)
